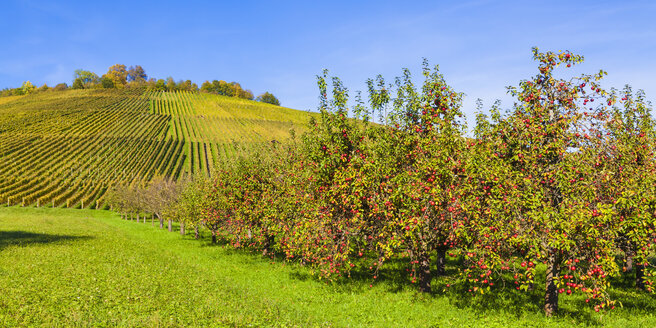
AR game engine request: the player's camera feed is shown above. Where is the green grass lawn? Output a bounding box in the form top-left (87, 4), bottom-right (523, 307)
top-left (0, 207), bottom-right (654, 327)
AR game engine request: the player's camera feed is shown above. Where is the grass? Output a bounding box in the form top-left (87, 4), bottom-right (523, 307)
top-left (1, 207), bottom-right (655, 327)
top-left (0, 95), bottom-right (24, 105)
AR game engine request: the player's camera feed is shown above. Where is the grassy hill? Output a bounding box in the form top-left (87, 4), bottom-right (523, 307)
top-left (0, 89), bottom-right (315, 209)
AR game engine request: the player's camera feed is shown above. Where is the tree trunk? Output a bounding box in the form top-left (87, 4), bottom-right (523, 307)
top-left (626, 254), bottom-right (634, 273)
top-left (194, 226), bottom-right (199, 239)
top-left (159, 216), bottom-right (164, 229)
top-left (544, 252), bottom-right (561, 317)
top-left (180, 222), bottom-right (185, 235)
top-left (636, 263), bottom-right (645, 290)
top-left (168, 219), bottom-right (172, 232)
top-left (262, 234), bottom-right (274, 256)
top-left (151, 214), bottom-right (154, 226)
top-left (137, 214), bottom-right (140, 223)
top-left (418, 251), bottom-right (432, 293)
top-left (211, 232), bottom-right (217, 244)
top-left (436, 247), bottom-right (447, 276)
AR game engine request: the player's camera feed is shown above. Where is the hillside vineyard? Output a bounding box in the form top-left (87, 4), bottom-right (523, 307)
top-left (0, 88), bottom-right (311, 209)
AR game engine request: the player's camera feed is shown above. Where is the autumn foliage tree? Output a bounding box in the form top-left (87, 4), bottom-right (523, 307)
top-left (358, 64), bottom-right (470, 292)
top-left (604, 86), bottom-right (656, 291)
top-left (127, 65), bottom-right (148, 84)
top-left (106, 64), bottom-right (128, 88)
top-left (252, 71), bottom-right (374, 278)
top-left (468, 48), bottom-right (627, 316)
top-left (73, 69), bottom-right (99, 89)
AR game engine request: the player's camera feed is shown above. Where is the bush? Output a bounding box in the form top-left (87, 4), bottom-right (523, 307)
top-left (256, 92), bottom-right (280, 106)
top-left (53, 83), bottom-right (68, 91)
top-left (100, 75), bottom-right (115, 89)
top-left (72, 78), bottom-right (84, 89)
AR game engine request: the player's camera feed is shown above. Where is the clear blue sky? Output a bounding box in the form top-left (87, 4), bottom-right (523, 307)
top-left (2, 0), bottom-right (655, 128)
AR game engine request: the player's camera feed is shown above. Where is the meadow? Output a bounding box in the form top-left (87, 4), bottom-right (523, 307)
top-left (0, 206), bottom-right (654, 327)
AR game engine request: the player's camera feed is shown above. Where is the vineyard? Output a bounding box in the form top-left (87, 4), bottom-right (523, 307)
top-left (0, 88), bottom-right (314, 209)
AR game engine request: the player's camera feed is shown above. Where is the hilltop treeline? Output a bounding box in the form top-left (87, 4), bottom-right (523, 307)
top-left (110, 49), bottom-right (655, 317)
top-left (0, 64), bottom-right (281, 105)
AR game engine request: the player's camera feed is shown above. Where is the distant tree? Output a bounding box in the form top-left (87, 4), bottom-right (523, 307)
top-left (177, 80), bottom-right (197, 92)
top-left (73, 69), bottom-right (100, 88)
top-left (143, 176), bottom-right (181, 230)
top-left (200, 79), bottom-right (250, 98)
top-left (230, 82), bottom-right (243, 97)
top-left (100, 75), bottom-right (115, 88)
top-left (127, 65), bottom-right (147, 83)
top-left (210, 80), bottom-right (220, 93)
top-left (37, 83), bottom-right (49, 92)
top-left (166, 77), bottom-right (177, 91)
top-left (237, 89), bottom-right (254, 100)
top-left (177, 80), bottom-right (187, 91)
top-left (209, 80), bottom-right (226, 96)
top-left (146, 78), bottom-right (157, 89)
top-left (72, 78), bottom-right (84, 89)
top-left (213, 80), bottom-right (233, 96)
top-left (154, 79), bottom-right (167, 91)
top-left (256, 92), bottom-right (280, 106)
top-left (105, 185), bottom-right (126, 217)
top-left (21, 81), bottom-right (36, 95)
top-left (53, 83), bottom-right (68, 91)
top-left (106, 183), bottom-right (148, 221)
top-left (200, 81), bottom-right (212, 93)
top-left (106, 64), bottom-right (128, 88)
top-left (168, 175), bottom-right (208, 237)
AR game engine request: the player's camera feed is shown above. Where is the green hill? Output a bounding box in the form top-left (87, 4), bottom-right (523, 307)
top-left (0, 88), bottom-right (315, 209)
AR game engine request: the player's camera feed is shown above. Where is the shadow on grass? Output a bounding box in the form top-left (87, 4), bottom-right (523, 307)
top-left (160, 230), bottom-right (656, 325)
top-left (287, 257), bottom-right (654, 326)
top-left (0, 230), bottom-right (93, 251)
top-left (198, 239), bottom-right (231, 248)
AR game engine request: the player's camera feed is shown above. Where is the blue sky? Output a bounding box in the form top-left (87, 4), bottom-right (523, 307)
top-left (1, 0), bottom-right (655, 128)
